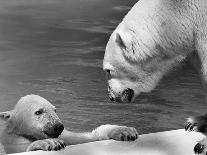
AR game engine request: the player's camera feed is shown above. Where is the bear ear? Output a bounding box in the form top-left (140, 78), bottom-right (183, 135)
top-left (0, 111), bottom-right (11, 121)
top-left (115, 32), bottom-right (132, 50)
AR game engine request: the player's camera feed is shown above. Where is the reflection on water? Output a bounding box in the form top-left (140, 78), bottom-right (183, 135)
top-left (0, 0), bottom-right (206, 135)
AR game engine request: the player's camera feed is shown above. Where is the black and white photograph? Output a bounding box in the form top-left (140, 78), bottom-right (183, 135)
top-left (0, 0), bottom-right (207, 155)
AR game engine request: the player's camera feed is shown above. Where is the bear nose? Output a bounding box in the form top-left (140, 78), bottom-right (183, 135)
top-left (121, 88), bottom-right (134, 102)
top-left (54, 123), bottom-right (64, 136)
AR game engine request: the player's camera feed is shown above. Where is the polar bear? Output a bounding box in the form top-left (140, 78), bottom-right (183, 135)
top-left (103, 0), bottom-right (207, 102)
top-left (185, 115), bottom-right (207, 154)
top-left (0, 94), bottom-right (138, 154)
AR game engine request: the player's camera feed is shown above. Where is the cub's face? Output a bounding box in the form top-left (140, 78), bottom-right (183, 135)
top-left (103, 30), bottom-right (181, 103)
top-left (17, 102), bottom-right (64, 140)
top-left (0, 95), bottom-right (64, 140)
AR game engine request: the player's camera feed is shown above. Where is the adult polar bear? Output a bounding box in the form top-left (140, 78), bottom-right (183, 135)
top-left (103, 0), bottom-right (207, 102)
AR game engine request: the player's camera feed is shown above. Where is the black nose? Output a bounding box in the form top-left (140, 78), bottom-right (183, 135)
top-left (54, 123), bottom-right (64, 137)
top-left (121, 88), bottom-right (134, 102)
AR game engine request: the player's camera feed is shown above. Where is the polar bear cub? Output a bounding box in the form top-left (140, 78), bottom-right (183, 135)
top-left (0, 94), bottom-right (138, 154)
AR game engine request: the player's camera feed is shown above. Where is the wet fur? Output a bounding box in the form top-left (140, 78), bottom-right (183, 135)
top-left (0, 95), bottom-right (138, 154)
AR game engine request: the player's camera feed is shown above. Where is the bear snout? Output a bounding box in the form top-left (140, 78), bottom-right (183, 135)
top-left (120, 88), bottom-right (134, 102)
top-left (44, 123), bottom-right (64, 138)
top-left (108, 88), bottom-right (134, 103)
top-left (54, 123), bottom-right (64, 136)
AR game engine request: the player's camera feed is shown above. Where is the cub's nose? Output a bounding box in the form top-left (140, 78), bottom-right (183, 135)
top-left (54, 123), bottom-right (64, 137)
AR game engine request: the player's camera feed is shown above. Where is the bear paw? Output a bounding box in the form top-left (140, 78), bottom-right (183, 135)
top-left (194, 138), bottom-right (207, 154)
top-left (94, 125), bottom-right (138, 141)
top-left (26, 138), bottom-right (66, 152)
top-left (109, 126), bottom-right (138, 141)
top-left (194, 143), bottom-right (206, 154)
top-left (185, 117), bottom-right (198, 132)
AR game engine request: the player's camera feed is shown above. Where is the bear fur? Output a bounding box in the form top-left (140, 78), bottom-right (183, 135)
top-left (0, 94), bottom-right (138, 154)
top-left (185, 115), bottom-right (207, 154)
top-left (103, 0), bottom-right (207, 102)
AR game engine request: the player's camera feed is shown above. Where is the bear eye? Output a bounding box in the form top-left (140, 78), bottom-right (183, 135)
top-left (54, 109), bottom-right (57, 113)
top-left (35, 109), bottom-right (44, 115)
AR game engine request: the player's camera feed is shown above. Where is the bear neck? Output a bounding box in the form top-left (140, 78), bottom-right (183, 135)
top-left (4, 126), bottom-right (37, 142)
top-left (5, 124), bottom-right (37, 142)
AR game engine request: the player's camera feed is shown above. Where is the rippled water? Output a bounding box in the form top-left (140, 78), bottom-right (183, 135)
top-left (0, 0), bottom-right (206, 135)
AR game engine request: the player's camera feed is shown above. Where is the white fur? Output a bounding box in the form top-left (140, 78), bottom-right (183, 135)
top-left (0, 95), bottom-right (138, 153)
top-left (92, 124), bottom-right (120, 140)
top-left (103, 0), bottom-right (207, 102)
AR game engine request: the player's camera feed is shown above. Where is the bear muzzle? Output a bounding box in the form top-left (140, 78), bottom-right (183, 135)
top-left (44, 123), bottom-right (64, 138)
top-left (109, 88), bottom-right (134, 103)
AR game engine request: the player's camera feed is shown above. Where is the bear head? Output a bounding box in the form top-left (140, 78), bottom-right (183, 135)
top-left (103, 28), bottom-right (186, 103)
top-left (0, 94), bottom-right (64, 141)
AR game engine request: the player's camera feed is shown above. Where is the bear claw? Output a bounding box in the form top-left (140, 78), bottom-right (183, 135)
top-left (194, 143), bottom-right (205, 154)
top-left (109, 126), bottom-right (138, 141)
top-left (185, 122), bottom-right (191, 131)
top-left (185, 118), bottom-right (197, 132)
top-left (27, 139), bottom-right (66, 152)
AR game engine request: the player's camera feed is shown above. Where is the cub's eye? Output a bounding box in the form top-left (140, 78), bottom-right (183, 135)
top-left (54, 109), bottom-right (57, 113)
top-left (35, 109), bottom-right (43, 115)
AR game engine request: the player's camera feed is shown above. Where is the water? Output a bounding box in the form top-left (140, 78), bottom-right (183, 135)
top-left (0, 0), bottom-right (206, 135)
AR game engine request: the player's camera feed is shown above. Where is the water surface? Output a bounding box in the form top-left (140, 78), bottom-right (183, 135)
top-left (0, 0), bottom-right (206, 135)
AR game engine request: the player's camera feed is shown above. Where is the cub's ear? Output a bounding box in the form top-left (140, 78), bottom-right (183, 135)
top-left (115, 32), bottom-right (132, 50)
top-left (0, 111), bottom-right (11, 121)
